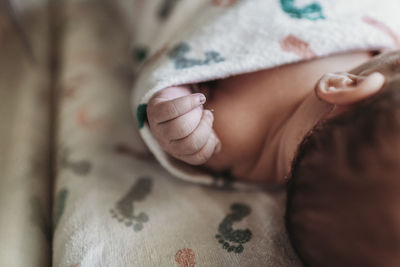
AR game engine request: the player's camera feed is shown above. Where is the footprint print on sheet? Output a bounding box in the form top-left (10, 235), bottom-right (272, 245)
top-left (175, 248), bottom-right (195, 267)
top-left (54, 188), bottom-right (69, 229)
top-left (110, 177), bottom-right (153, 232)
top-left (158, 0), bottom-right (180, 20)
top-left (215, 203), bottom-right (252, 253)
top-left (76, 106), bottom-right (110, 131)
top-left (60, 148), bottom-right (92, 176)
top-left (280, 0), bottom-right (325, 21)
top-left (169, 42), bottom-right (225, 70)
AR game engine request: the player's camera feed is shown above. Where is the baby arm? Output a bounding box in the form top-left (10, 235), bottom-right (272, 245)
top-left (146, 85), bottom-right (221, 165)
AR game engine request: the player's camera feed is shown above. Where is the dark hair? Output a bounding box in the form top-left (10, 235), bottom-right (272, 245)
top-left (285, 78), bottom-right (400, 267)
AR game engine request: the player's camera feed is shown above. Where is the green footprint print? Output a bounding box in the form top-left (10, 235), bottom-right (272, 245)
top-left (169, 42), bottom-right (225, 69)
top-left (280, 0), bottom-right (325, 21)
top-left (216, 203), bottom-right (252, 253)
top-left (110, 177), bottom-right (153, 232)
top-left (60, 148), bottom-right (91, 176)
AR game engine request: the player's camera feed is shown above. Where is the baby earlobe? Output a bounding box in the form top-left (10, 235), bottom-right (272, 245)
top-left (315, 72), bottom-right (385, 105)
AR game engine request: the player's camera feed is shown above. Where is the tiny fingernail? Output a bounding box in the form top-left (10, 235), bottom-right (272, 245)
top-left (198, 94), bottom-right (206, 104)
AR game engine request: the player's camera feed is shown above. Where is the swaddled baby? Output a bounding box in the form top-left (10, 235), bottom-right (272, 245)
top-left (133, 0), bottom-right (400, 186)
top-left (148, 48), bottom-right (400, 266)
top-left (146, 50), bottom-right (384, 185)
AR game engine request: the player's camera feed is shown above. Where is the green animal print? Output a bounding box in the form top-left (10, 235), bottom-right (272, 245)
top-left (215, 203), bottom-right (252, 253)
top-left (137, 103), bottom-right (148, 129)
top-left (110, 177), bottom-right (153, 232)
top-left (280, 0), bottom-right (325, 21)
top-left (169, 42), bottom-right (225, 69)
top-left (60, 148), bottom-right (91, 176)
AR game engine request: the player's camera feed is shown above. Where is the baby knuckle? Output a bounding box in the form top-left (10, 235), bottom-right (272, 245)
top-left (179, 143), bottom-right (198, 155)
top-left (185, 139), bottom-right (202, 154)
top-left (149, 103), bottom-right (168, 123)
top-left (165, 101), bottom-right (179, 118)
top-left (177, 125), bottom-right (191, 139)
top-left (179, 120), bottom-right (196, 138)
top-left (191, 152), bottom-right (209, 165)
top-left (164, 126), bottom-right (178, 140)
top-left (165, 125), bottom-right (187, 140)
top-left (190, 138), bottom-right (203, 152)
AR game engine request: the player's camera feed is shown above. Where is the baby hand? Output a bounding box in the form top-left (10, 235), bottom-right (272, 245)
top-left (147, 86), bottom-right (221, 165)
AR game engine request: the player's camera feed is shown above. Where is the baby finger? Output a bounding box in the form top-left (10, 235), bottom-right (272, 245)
top-left (157, 106), bottom-right (203, 141)
top-left (168, 110), bottom-right (214, 155)
top-left (179, 131), bottom-right (220, 166)
top-left (148, 93), bottom-right (206, 123)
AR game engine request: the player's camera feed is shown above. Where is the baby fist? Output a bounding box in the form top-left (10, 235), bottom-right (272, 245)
top-left (147, 85), bottom-right (221, 165)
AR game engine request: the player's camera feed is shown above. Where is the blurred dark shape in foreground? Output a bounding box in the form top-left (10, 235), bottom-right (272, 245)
top-left (0, 0), bottom-right (34, 62)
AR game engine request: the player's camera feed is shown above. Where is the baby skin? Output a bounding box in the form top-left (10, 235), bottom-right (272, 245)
top-left (147, 50), bottom-right (384, 184)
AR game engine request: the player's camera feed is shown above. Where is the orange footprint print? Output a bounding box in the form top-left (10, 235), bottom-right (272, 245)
top-left (76, 106), bottom-right (109, 131)
top-left (175, 248), bottom-right (195, 267)
top-left (280, 34), bottom-right (316, 60)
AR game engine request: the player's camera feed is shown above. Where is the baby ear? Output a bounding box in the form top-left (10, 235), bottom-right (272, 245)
top-left (315, 72), bottom-right (385, 105)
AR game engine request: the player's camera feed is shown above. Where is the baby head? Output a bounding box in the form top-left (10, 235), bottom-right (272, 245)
top-left (285, 50), bottom-right (400, 267)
